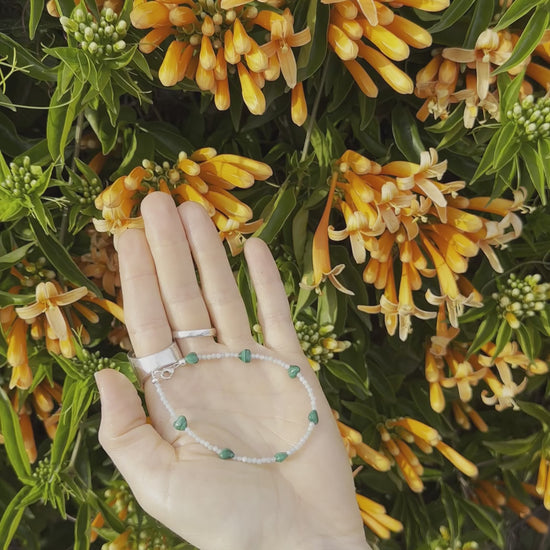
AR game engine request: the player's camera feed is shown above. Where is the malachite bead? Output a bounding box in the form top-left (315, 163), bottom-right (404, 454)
top-left (308, 410), bottom-right (319, 424)
top-left (238, 349), bottom-right (251, 363)
top-left (219, 448), bottom-right (235, 460)
top-left (274, 452), bottom-right (288, 462)
top-left (185, 352), bottom-right (199, 364)
top-left (287, 365), bottom-right (300, 378)
top-left (173, 415), bottom-right (188, 431)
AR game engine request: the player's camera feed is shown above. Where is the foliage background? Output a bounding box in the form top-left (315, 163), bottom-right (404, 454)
top-left (0, 0), bottom-right (549, 548)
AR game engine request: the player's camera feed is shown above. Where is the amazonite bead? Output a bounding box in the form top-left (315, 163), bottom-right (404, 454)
top-left (173, 415), bottom-right (188, 431)
top-left (185, 352), bottom-right (199, 364)
top-left (238, 349), bottom-right (251, 363)
top-left (288, 365), bottom-right (300, 378)
top-left (274, 452), bottom-right (288, 462)
top-left (219, 448), bottom-right (235, 460)
top-left (308, 410), bottom-right (319, 424)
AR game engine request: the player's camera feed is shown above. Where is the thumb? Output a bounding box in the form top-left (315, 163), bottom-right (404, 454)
top-left (95, 369), bottom-right (176, 505)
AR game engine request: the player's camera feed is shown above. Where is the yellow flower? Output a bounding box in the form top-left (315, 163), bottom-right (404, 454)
top-left (16, 282), bottom-right (88, 355)
top-left (254, 9), bottom-right (311, 89)
top-left (291, 82), bottom-right (307, 126)
top-left (356, 493), bottom-right (403, 539)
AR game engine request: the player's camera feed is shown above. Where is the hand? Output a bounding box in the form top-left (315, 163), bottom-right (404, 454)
top-left (95, 192), bottom-right (369, 550)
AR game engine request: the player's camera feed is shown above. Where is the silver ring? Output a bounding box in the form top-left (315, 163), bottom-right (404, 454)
top-left (172, 328), bottom-right (217, 338)
top-left (128, 342), bottom-right (182, 385)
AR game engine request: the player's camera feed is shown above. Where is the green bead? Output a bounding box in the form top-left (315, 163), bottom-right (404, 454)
top-left (185, 352), bottom-right (199, 364)
top-left (219, 448), bottom-right (235, 460)
top-left (274, 452), bottom-right (288, 462)
top-left (238, 349), bottom-right (251, 363)
top-left (173, 415), bottom-right (188, 431)
top-left (288, 365), bottom-right (300, 378)
top-left (308, 410), bottom-right (319, 424)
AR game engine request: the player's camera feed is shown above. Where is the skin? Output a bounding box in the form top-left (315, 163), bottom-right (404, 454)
top-left (96, 192), bottom-right (371, 550)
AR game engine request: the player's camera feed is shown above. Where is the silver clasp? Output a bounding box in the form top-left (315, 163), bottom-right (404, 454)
top-left (151, 359), bottom-right (185, 383)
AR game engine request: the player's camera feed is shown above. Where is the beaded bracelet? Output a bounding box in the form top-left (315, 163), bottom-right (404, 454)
top-left (151, 349), bottom-right (319, 464)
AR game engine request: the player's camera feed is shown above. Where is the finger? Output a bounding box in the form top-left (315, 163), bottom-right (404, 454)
top-left (244, 238), bottom-right (302, 353)
top-left (118, 228), bottom-right (172, 357)
top-left (140, 193), bottom-right (214, 352)
top-left (178, 201), bottom-right (254, 347)
top-left (95, 369), bottom-right (177, 510)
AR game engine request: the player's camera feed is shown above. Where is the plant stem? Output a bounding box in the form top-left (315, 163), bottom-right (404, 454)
top-left (300, 60), bottom-right (330, 163)
top-left (58, 110), bottom-right (85, 245)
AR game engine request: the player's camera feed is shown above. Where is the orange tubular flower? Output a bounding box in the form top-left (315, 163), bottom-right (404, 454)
top-left (301, 173), bottom-right (354, 295)
top-left (356, 493), bottom-right (403, 539)
top-left (323, 0), bottom-right (445, 97)
top-left (131, 0), bottom-right (310, 118)
top-left (93, 149), bottom-right (271, 255)
top-left (326, 148), bottom-right (521, 337)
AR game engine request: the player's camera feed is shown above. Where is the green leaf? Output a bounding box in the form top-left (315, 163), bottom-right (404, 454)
top-left (324, 359), bottom-right (369, 398)
top-left (296, 2), bottom-right (329, 81)
top-left (493, 8), bottom-right (550, 75)
top-left (0, 291), bottom-right (34, 307)
top-left (492, 320), bottom-right (513, 359)
top-left (292, 207), bottom-right (309, 265)
top-left (0, 150), bottom-right (10, 180)
top-left (29, 218), bottom-right (102, 296)
top-left (440, 483), bottom-right (461, 542)
top-left (254, 184), bottom-right (297, 243)
top-left (0, 486), bottom-right (38, 550)
top-left (391, 103), bottom-right (424, 162)
top-left (110, 129), bottom-right (155, 180)
top-left (0, 387), bottom-right (32, 480)
top-left (466, 317), bottom-right (499, 357)
top-left (516, 323), bottom-right (540, 360)
top-left (46, 78), bottom-right (85, 161)
top-left (520, 143), bottom-right (546, 204)
top-left (84, 105), bottom-right (119, 155)
top-left (494, 0), bottom-right (545, 31)
top-left (29, 0), bottom-right (45, 39)
top-left (538, 138), bottom-right (550, 190)
top-left (139, 122), bottom-right (194, 159)
top-left (26, 194), bottom-right (55, 233)
top-left (74, 502), bottom-right (91, 550)
top-left (491, 123), bottom-right (519, 170)
top-left (471, 129), bottom-right (500, 182)
top-left (498, 71), bottom-right (525, 119)
top-left (51, 377), bottom-right (95, 467)
top-left (463, 1), bottom-right (494, 49)
top-left (457, 497), bottom-right (504, 547)
top-left (517, 400), bottom-right (550, 427)
top-left (0, 33), bottom-right (57, 82)
top-left (0, 242), bottom-right (34, 272)
top-left (428, 0), bottom-right (477, 33)
top-left (483, 433), bottom-right (540, 455)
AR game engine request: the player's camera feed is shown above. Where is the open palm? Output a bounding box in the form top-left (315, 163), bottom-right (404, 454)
top-left (96, 192), bottom-right (369, 550)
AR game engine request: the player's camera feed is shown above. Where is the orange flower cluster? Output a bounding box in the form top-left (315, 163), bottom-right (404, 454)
top-left (415, 29), bottom-right (550, 126)
top-left (472, 480), bottom-right (548, 535)
top-left (46, 0), bottom-right (123, 17)
top-left (91, 482), bottom-right (174, 548)
top-left (93, 149), bottom-right (271, 255)
top-left (130, 0), bottom-right (310, 120)
top-left (335, 413), bottom-right (391, 472)
top-left (324, 0), bottom-right (448, 96)
top-left (304, 148), bottom-right (525, 339)
top-left (356, 493), bottom-right (403, 540)
top-left (426, 305), bottom-right (548, 413)
top-left (8, 381), bottom-right (62, 463)
top-left (0, 269), bottom-right (122, 389)
top-left (380, 417), bottom-right (478, 493)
